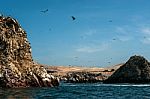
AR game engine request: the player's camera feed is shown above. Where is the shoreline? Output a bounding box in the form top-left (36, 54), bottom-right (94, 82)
top-left (42, 63), bottom-right (123, 83)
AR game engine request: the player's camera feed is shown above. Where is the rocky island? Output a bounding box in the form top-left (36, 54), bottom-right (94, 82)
top-left (45, 64), bottom-right (122, 83)
top-left (45, 55), bottom-right (150, 84)
top-left (0, 16), bottom-right (59, 88)
top-left (104, 55), bottom-right (150, 83)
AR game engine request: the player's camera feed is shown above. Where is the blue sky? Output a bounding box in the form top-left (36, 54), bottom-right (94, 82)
top-left (1, 0), bottom-right (150, 67)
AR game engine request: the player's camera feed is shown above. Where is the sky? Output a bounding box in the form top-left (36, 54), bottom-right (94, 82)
top-left (1, 0), bottom-right (150, 67)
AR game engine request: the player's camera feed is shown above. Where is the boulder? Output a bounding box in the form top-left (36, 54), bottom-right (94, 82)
top-left (0, 16), bottom-right (59, 88)
top-left (104, 55), bottom-right (150, 83)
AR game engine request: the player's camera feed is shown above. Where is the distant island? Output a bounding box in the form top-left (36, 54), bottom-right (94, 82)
top-left (44, 63), bottom-right (122, 83)
top-left (45, 55), bottom-right (150, 84)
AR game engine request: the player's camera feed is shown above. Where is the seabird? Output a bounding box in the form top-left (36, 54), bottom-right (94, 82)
top-left (74, 56), bottom-right (78, 58)
top-left (108, 20), bottom-right (112, 22)
top-left (41, 9), bottom-right (48, 13)
top-left (71, 16), bottom-right (76, 20)
top-left (108, 62), bottom-right (111, 64)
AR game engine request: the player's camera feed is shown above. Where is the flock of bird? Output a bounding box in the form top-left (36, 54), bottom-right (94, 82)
top-left (39, 9), bottom-right (119, 65)
top-left (40, 9), bottom-right (146, 66)
top-left (40, 9), bottom-right (76, 21)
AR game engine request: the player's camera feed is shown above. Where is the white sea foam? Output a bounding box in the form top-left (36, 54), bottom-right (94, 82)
top-left (61, 83), bottom-right (150, 87)
top-left (96, 84), bottom-right (150, 87)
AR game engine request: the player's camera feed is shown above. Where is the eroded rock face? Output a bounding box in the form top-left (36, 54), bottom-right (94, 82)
top-left (0, 16), bottom-right (59, 88)
top-left (104, 55), bottom-right (150, 83)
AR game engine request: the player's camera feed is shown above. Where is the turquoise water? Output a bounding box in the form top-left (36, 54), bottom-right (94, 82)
top-left (1, 83), bottom-right (150, 99)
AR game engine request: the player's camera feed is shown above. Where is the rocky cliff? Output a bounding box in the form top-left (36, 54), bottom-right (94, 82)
top-left (104, 55), bottom-right (150, 83)
top-left (0, 16), bottom-right (59, 88)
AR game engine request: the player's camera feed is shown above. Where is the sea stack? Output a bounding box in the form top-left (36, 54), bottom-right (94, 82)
top-left (0, 16), bottom-right (59, 88)
top-left (104, 55), bottom-right (150, 83)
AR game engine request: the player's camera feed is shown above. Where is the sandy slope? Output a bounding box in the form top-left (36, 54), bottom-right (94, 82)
top-left (43, 63), bottom-right (123, 77)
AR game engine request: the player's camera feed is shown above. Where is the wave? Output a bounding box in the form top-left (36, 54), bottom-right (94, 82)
top-left (60, 83), bottom-right (150, 87)
top-left (100, 84), bottom-right (150, 87)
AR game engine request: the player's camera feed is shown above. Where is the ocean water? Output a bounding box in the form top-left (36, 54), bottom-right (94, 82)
top-left (1, 83), bottom-right (150, 99)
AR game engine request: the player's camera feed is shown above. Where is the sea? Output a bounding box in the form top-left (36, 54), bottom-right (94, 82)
top-left (0, 83), bottom-right (150, 99)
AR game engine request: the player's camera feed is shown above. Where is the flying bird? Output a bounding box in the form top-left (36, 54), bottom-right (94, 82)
top-left (74, 56), bottom-right (78, 58)
top-left (40, 9), bottom-right (48, 13)
top-left (49, 28), bottom-right (52, 31)
top-left (108, 62), bottom-right (111, 64)
top-left (108, 20), bottom-right (112, 22)
top-left (71, 16), bottom-right (76, 20)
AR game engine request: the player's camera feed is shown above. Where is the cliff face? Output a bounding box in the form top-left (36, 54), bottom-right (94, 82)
top-left (0, 16), bottom-right (59, 88)
top-left (104, 55), bottom-right (150, 83)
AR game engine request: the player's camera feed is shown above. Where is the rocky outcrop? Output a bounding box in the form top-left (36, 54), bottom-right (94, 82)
top-left (65, 72), bottom-right (107, 83)
top-left (0, 16), bottom-right (59, 88)
top-left (104, 55), bottom-right (150, 83)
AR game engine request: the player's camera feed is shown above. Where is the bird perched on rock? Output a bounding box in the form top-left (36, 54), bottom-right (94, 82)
top-left (71, 16), bottom-right (76, 20)
top-left (41, 9), bottom-right (48, 13)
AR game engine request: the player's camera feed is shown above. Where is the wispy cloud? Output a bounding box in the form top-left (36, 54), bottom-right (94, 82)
top-left (140, 27), bottom-right (150, 44)
top-left (117, 36), bottom-right (132, 42)
top-left (85, 29), bottom-right (97, 36)
top-left (76, 43), bottom-right (109, 53)
top-left (141, 37), bottom-right (150, 44)
top-left (116, 27), bottom-right (127, 34)
top-left (141, 27), bottom-right (150, 35)
top-left (80, 29), bottom-right (97, 39)
top-left (115, 27), bottom-right (133, 42)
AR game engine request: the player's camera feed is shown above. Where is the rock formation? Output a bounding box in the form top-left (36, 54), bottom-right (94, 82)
top-left (104, 55), bottom-right (150, 83)
top-left (0, 16), bottom-right (59, 88)
top-left (65, 72), bottom-right (107, 83)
